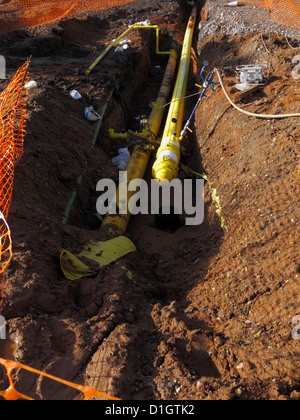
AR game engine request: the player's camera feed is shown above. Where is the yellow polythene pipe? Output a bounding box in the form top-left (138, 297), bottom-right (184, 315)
top-left (60, 51), bottom-right (177, 280)
top-left (146, 52), bottom-right (178, 137)
top-left (102, 144), bottom-right (152, 237)
top-left (152, 5), bottom-right (198, 181)
top-left (108, 129), bottom-right (128, 139)
top-left (86, 26), bottom-right (134, 75)
top-left (102, 52), bottom-right (178, 237)
top-left (85, 23), bottom-right (174, 76)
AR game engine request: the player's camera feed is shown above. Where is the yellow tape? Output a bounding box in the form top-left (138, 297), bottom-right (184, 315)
top-left (60, 236), bottom-right (136, 280)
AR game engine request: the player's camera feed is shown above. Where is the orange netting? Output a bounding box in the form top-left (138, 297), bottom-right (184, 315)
top-left (0, 61), bottom-right (29, 310)
top-left (0, 0), bottom-right (135, 32)
top-left (0, 357), bottom-right (121, 400)
top-left (244, 0), bottom-right (300, 30)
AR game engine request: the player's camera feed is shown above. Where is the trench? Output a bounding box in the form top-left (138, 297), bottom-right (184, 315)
top-left (63, 8), bottom-right (225, 400)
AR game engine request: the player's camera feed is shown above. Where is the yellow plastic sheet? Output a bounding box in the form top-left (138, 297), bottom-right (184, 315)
top-left (60, 236), bottom-right (136, 280)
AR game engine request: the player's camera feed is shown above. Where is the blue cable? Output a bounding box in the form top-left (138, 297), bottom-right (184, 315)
top-left (181, 64), bottom-right (220, 138)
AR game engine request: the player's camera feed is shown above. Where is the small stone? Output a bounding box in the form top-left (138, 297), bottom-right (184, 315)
top-left (254, 329), bottom-right (263, 338)
top-left (235, 387), bottom-right (243, 396)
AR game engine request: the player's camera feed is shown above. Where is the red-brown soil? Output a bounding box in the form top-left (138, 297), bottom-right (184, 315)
top-left (0, 0), bottom-right (299, 400)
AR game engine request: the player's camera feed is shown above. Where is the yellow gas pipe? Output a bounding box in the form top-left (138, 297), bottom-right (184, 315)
top-left (102, 51), bottom-right (178, 237)
top-left (152, 5), bottom-right (198, 182)
top-left (59, 10), bottom-right (198, 279)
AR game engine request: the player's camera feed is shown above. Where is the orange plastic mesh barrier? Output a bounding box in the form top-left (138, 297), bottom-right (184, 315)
top-left (244, 0), bottom-right (300, 30)
top-left (0, 0), bottom-right (135, 32)
top-left (0, 357), bottom-right (121, 400)
top-left (0, 61), bottom-right (29, 310)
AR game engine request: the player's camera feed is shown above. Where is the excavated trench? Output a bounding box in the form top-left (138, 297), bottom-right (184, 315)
top-left (1, 0), bottom-right (299, 401)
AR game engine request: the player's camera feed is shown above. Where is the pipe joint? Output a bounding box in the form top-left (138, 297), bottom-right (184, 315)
top-left (152, 156), bottom-right (179, 182)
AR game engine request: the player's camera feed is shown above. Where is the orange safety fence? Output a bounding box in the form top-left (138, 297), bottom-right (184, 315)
top-left (244, 0), bottom-right (300, 30)
top-left (0, 0), bottom-right (135, 32)
top-left (0, 357), bottom-right (121, 400)
top-left (0, 60), bottom-right (29, 310)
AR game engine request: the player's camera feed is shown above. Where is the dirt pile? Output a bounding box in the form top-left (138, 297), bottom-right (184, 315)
top-left (0, 0), bottom-right (299, 400)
